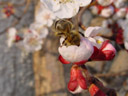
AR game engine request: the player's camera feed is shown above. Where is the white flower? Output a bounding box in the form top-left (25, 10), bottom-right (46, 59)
top-left (35, 8), bottom-right (56, 27)
top-left (7, 27), bottom-right (17, 47)
top-left (90, 6), bottom-right (99, 15)
top-left (97, 0), bottom-right (114, 6)
top-left (84, 27), bottom-right (104, 49)
top-left (29, 22), bottom-right (49, 39)
top-left (114, 8), bottom-right (127, 19)
top-left (114, 0), bottom-right (126, 8)
top-left (117, 19), bottom-right (128, 50)
top-left (41, 0), bottom-right (92, 18)
top-left (58, 36), bottom-right (94, 63)
top-left (23, 31), bottom-right (43, 52)
top-left (123, 27), bottom-right (128, 50)
top-left (100, 6), bottom-right (114, 18)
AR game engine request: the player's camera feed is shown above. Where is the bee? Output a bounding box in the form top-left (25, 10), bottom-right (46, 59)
top-left (52, 19), bottom-right (80, 47)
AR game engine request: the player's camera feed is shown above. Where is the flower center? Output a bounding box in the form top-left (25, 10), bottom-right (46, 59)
top-left (96, 40), bottom-right (102, 44)
top-left (58, 0), bottom-right (74, 4)
top-left (44, 13), bottom-right (50, 20)
top-left (28, 37), bottom-right (39, 46)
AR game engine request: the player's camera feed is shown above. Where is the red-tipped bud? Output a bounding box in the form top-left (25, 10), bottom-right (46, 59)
top-left (91, 46), bottom-right (99, 59)
top-left (2, 4), bottom-right (15, 17)
top-left (89, 84), bottom-right (106, 96)
top-left (15, 35), bottom-right (23, 42)
top-left (91, 40), bottom-right (116, 60)
top-left (68, 65), bottom-right (87, 94)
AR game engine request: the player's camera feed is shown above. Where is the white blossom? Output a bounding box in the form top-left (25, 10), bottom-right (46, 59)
top-left (22, 31), bottom-right (43, 52)
top-left (97, 0), bottom-right (114, 6)
top-left (114, 0), bottom-right (126, 8)
top-left (123, 27), bottom-right (128, 50)
top-left (29, 22), bottom-right (49, 39)
top-left (100, 6), bottom-right (114, 18)
top-left (114, 8), bottom-right (127, 19)
top-left (90, 6), bottom-right (99, 15)
top-left (41, 0), bottom-right (92, 18)
top-left (84, 27), bottom-right (104, 49)
top-left (59, 36), bottom-right (94, 63)
top-left (7, 27), bottom-right (17, 47)
top-left (35, 8), bottom-right (56, 27)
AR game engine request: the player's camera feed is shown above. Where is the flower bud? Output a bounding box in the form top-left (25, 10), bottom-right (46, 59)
top-left (89, 84), bottom-right (106, 96)
top-left (91, 40), bottom-right (116, 60)
top-left (68, 65), bottom-right (87, 94)
top-left (2, 4), bottom-right (15, 18)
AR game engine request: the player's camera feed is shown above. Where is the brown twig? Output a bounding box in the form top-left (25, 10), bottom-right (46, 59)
top-left (0, 0), bottom-right (31, 35)
top-left (95, 69), bottom-right (128, 77)
top-left (0, 1), bottom-right (26, 7)
top-left (80, 65), bottom-right (117, 96)
top-left (78, 1), bottom-right (97, 24)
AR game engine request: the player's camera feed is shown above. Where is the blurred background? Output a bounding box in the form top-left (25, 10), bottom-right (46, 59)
top-left (0, 0), bottom-right (128, 96)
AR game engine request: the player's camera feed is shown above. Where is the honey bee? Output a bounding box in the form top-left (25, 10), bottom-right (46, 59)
top-left (52, 19), bottom-right (80, 47)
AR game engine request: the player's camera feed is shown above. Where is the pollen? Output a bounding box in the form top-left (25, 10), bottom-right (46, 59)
top-left (58, 0), bottom-right (74, 4)
top-left (96, 40), bottom-right (102, 44)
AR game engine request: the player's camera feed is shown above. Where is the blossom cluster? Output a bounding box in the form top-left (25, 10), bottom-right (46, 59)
top-left (91, 0), bottom-right (128, 51)
top-left (7, 2), bottom-right (56, 53)
top-left (4, 0), bottom-right (128, 95)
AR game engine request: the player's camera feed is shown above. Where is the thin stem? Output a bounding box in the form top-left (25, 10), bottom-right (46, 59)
top-left (0, 1), bottom-right (26, 7)
top-left (78, 1), bottom-right (97, 24)
top-left (0, 0), bottom-right (31, 35)
top-left (95, 69), bottom-right (128, 77)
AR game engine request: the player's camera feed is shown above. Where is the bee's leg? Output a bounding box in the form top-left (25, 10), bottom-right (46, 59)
top-left (62, 37), bottom-right (67, 46)
top-left (62, 37), bottom-right (71, 47)
top-left (70, 34), bottom-right (80, 46)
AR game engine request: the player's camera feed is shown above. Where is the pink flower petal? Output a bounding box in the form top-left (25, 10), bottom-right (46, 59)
top-left (68, 79), bottom-right (78, 91)
top-left (58, 55), bottom-right (70, 64)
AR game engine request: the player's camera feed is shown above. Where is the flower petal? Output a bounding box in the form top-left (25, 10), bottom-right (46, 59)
top-left (84, 27), bottom-right (102, 37)
top-left (124, 41), bottom-right (128, 50)
top-left (68, 79), bottom-right (78, 91)
top-left (54, 2), bottom-right (79, 18)
top-left (41, 0), bottom-right (60, 11)
top-left (59, 55), bottom-right (70, 64)
top-left (76, 0), bottom-right (92, 7)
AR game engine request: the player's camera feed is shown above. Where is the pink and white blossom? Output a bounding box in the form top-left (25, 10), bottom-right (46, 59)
top-left (84, 26), bottom-right (104, 49)
top-left (114, 0), bottom-right (127, 8)
top-left (68, 65), bottom-right (87, 94)
top-left (35, 8), bottom-right (56, 27)
top-left (123, 27), bottom-right (128, 50)
top-left (100, 6), bottom-right (114, 18)
top-left (58, 36), bottom-right (94, 63)
top-left (29, 23), bottom-right (49, 39)
top-left (114, 8), bottom-right (127, 19)
top-left (7, 27), bottom-right (17, 47)
top-left (84, 27), bottom-right (116, 60)
top-left (22, 31), bottom-right (43, 52)
top-left (41, 0), bottom-right (92, 18)
top-left (97, 0), bottom-right (114, 6)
